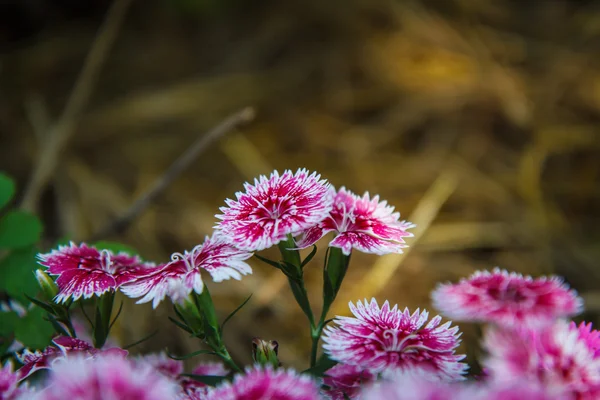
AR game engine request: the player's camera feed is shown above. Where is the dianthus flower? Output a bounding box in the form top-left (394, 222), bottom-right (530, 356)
top-left (34, 354), bottom-right (178, 400)
top-left (431, 268), bottom-right (582, 328)
top-left (215, 169), bottom-right (333, 251)
top-left (16, 336), bottom-right (126, 381)
top-left (477, 382), bottom-right (573, 400)
top-left (322, 299), bottom-right (467, 381)
top-left (121, 234), bottom-right (252, 308)
top-left (322, 364), bottom-right (375, 400)
top-left (482, 321), bottom-right (600, 399)
top-left (136, 353), bottom-right (229, 400)
top-left (360, 374), bottom-right (472, 400)
top-left (38, 242), bottom-right (153, 303)
top-left (180, 362), bottom-right (230, 400)
top-left (205, 366), bottom-right (320, 400)
top-left (296, 187), bottom-right (414, 255)
top-left (571, 321), bottom-right (600, 358)
top-left (1, 361), bottom-right (32, 400)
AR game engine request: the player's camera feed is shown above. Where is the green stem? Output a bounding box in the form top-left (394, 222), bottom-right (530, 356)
top-left (310, 323), bottom-right (323, 367)
top-left (216, 345), bottom-right (242, 373)
top-left (94, 291), bottom-right (115, 348)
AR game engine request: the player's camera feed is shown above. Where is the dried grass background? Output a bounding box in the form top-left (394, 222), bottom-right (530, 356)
top-left (2, 0), bottom-right (600, 369)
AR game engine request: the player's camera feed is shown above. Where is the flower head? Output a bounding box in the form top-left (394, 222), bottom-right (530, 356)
top-left (296, 187), bottom-right (414, 256)
top-left (121, 234), bottom-right (252, 308)
top-left (322, 299), bottom-right (467, 381)
top-left (137, 352), bottom-right (184, 378)
top-left (322, 364), bottom-right (375, 400)
top-left (205, 366), bottom-right (320, 400)
top-left (35, 354), bottom-right (178, 400)
top-left (571, 321), bottom-right (600, 358)
top-left (215, 169), bottom-right (333, 251)
top-left (431, 268), bottom-right (582, 328)
top-left (181, 362), bottom-right (230, 400)
top-left (477, 382), bottom-right (573, 400)
top-left (16, 336), bottom-right (126, 381)
top-left (482, 321), bottom-right (600, 399)
top-left (1, 361), bottom-right (31, 400)
top-left (38, 242), bottom-right (152, 303)
top-left (361, 374), bottom-right (472, 400)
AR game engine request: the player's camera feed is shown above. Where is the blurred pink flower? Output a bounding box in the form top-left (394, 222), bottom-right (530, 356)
top-left (477, 381), bottom-right (573, 400)
top-left (215, 169), bottom-right (333, 251)
top-left (482, 321), bottom-right (600, 399)
top-left (16, 336), bottom-right (126, 381)
top-left (296, 187), bottom-right (414, 255)
top-left (322, 364), bottom-right (375, 400)
top-left (571, 321), bottom-right (600, 358)
top-left (35, 354), bottom-right (177, 400)
top-left (38, 242), bottom-right (152, 303)
top-left (181, 362), bottom-right (230, 400)
top-left (136, 353), bottom-right (229, 400)
top-left (322, 299), bottom-right (467, 381)
top-left (205, 366), bottom-right (320, 400)
top-left (431, 268), bottom-right (582, 328)
top-left (361, 374), bottom-right (472, 400)
top-left (1, 361), bottom-right (31, 400)
top-left (121, 234), bottom-right (252, 308)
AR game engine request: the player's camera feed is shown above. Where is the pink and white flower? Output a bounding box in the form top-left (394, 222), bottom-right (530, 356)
top-left (136, 353), bottom-right (229, 400)
top-left (361, 374), bottom-right (472, 400)
top-left (322, 299), bottom-right (467, 381)
top-left (215, 169), bottom-right (333, 251)
top-left (205, 366), bottom-right (320, 400)
top-left (34, 354), bottom-right (178, 400)
top-left (1, 361), bottom-right (31, 400)
top-left (482, 321), bottom-right (600, 399)
top-left (322, 364), bottom-right (375, 400)
top-left (16, 336), bottom-right (126, 381)
top-left (431, 268), bottom-right (583, 328)
top-left (121, 234), bottom-right (252, 308)
top-left (38, 242), bottom-right (153, 303)
top-left (295, 187), bottom-right (414, 256)
top-left (477, 382), bottom-right (573, 400)
top-left (181, 362), bottom-right (230, 400)
top-left (572, 321), bottom-right (600, 358)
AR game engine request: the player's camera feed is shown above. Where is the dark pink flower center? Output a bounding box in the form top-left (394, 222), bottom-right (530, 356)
top-left (487, 285), bottom-right (528, 303)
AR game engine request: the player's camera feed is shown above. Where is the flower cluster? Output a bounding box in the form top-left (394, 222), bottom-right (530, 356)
top-left (4, 169), bottom-right (595, 400)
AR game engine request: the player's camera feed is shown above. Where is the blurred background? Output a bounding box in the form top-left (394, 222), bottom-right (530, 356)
top-left (1, 0), bottom-right (600, 370)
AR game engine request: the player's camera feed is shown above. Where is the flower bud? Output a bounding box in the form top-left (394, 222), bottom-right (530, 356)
top-left (35, 269), bottom-right (59, 300)
top-left (252, 338), bottom-right (280, 368)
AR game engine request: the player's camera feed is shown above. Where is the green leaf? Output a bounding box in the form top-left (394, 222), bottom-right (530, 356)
top-left (25, 294), bottom-right (56, 315)
top-left (254, 254), bottom-right (283, 269)
top-left (301, 245), bottom-right (318, 268)
top-left (14, 307), bottom-right (54, 349)
top-left (0, 211), bottom-right (43, 249)
top-left (0, 311), bottom-right (19, 337)
top-left (168, 349), bottom-right (218, 360)
top-left (122, 330), bottom-right (158, 350)
top-left (181, 374), bottom-right (227, 387)
top-left (0, 173), bottom-right (15, 210)
top-left (287, 277), bottom-right (314, 326)
top-left (168, 317), bottom-right (193, 335)
top-left (220, 294), bottom-right (252, 333)
top-left (0, 247), bottom-right (41, 301)
top-left (93, 241), bottom-right (137, 256)
top-left (302, 353), bottom-right (338, 377)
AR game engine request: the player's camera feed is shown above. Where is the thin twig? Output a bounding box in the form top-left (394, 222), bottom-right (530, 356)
top-left (21, 0), bottom-right (134, 212)
top-left (89, 107), bottom-right (256, 241)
